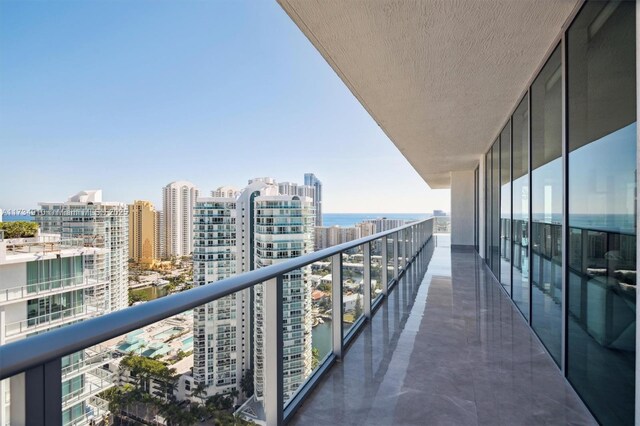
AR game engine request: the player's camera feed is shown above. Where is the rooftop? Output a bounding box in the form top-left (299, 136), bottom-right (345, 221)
top-left (0, 235), bottom-right (105, 265)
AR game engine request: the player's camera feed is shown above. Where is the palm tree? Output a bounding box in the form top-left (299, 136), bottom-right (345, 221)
top-left (191, 381), bottom-right (208, 405)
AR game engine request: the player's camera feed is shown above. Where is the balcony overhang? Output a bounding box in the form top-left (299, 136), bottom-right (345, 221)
top-left (278, 0), bottom-right (580, 189)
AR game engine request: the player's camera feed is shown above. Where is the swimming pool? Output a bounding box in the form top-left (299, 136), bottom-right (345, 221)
top-left (153, 326), bottom-right (184, 340)
top-left (181, 336), bottom-right (193, 351)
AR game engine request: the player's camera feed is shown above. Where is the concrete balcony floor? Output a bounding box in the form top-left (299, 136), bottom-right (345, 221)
top-left (290, 235), bottom-right (596, 425)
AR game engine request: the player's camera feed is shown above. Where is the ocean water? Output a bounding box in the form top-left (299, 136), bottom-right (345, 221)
top-left (2, 214), bottom-right (33, 222)
top-left (322, 213), bottom-right (430, 227)
top-left (1, 213), bottom-right (429, 226)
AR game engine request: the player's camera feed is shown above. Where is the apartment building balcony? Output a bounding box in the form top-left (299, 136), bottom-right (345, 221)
top-left (61, 368), bottom-right (114, 410)
top-left (0, 273), bottom-right (106, 306)
top-left (64, 396), bottom-right (110, 426)
top-left (4, 301), bottom-right (105, 342)
top-left (60, 345), bottom-right (112, 380)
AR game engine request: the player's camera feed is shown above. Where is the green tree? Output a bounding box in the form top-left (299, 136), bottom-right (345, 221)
top-left (240, 368), bottom-right (254, 398)
top-left (311, 347), bottom-right (320, 369)
top-left (354, 294), bottom-right (363, 318)
top-left (191, 381), bottom-right (208, 404)
top-left (128, 288), bottom-right (151, 305)
top-left (0, 221), bottom-right (38, 238)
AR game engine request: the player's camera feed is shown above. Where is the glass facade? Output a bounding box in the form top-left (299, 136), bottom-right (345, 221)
top-left (500, 122), bottom-right (512, 294)
top-left (485, 153), bottom-right (490, 262)
top-left (566, 2), bottom-right (636, 424)
top-left (26, 256), bottom-right (83, 293)
top-left (530, 45), bottom-right (563, 364)
top-left (482, 2), bottom-right (636, 423)
top-left (475, 166), bottom-right (480, 252)
top-left (511, 96), bottom-right (530, 319)
top-left (491, 140), bottom-right (500, 278)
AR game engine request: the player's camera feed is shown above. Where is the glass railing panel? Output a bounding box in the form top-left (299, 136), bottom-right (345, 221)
top-left (401, 229), bottom-right (408, 270)
top-left (370, 239), bottom-right (383, 303)
top-left (342, 245), bottom-right (365, 337)
top-left (386, 235), bottom-right (395, 286)
top-left (1, 220), bottom-right (433, 426)
top-left (285, 256), bottom-right (333, 407)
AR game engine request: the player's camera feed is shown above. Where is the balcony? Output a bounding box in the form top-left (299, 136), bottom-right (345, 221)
top-left (4, 301), bottom-right (105, 341)
top-left (0, 272), bottom-right (106, 305)
top-left (289, 236), bottom-right (595, 425)
top-left (0, 219), bottom-right (598, 425)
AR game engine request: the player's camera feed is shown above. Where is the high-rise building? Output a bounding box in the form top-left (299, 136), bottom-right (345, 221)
top-left (304, 173), bottom-right (322, 226)
top-left (278, 181), bottom-right (316, 221)
top-left (192, 195), bottom-right (243, 395)
top-left (155, 210), bottom-right (165, 260)
top-left (277, 182), bottom-right (298, 196)
top-left (253, 192), bottom-right (314, 403)
top-left (0, 234), bottom-right (113, 426)
top-left (128, 200), bottom-right (157, 265)
top-left (314, 225), bottom-right (363, 250)
top-left (162, 181), bottom-right (199, 258)
top-left (192, 178), bottom-right (314, 405)
top-left (363, 217), bottom-right (406, 233)
top-left (211, 186), bottom-right (240, 198)
top-left (356, 221), bottom-right (376, 238)
top-left (36, 190), bottom-right (129, 311)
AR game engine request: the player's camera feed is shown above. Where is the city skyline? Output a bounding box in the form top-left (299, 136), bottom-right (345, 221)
top-left (0, 0), bottom-right (450, 214)
top-left (0, 176), bottom-right (448, 217)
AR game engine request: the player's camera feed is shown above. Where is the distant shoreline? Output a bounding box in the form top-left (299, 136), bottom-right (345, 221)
top-left (1, 212), bottom-right (433, 227)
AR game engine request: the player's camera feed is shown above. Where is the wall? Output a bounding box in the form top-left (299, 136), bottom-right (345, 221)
top-left (450, 170), bottom-right (475, 248)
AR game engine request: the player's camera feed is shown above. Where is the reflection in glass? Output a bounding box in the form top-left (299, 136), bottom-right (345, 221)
top-left (530, 46), bottom-right (562, 364)
top-left (500, 122), bottom-right (512, 293)
top-left (342, 246), bottom-right (364, 336)
top-left (567, 2), bottom-right (636, 424)
top-left (491, 140), bottom-right (500, 278)
top-left (386, 236), bottom-right (395, 286)
top-left (485, 152), bottom-right (491, 265)
top-left (301, 257), bottom-right (333, 399)
top-left (511, 96), bottom-right (530, 319)
top-left (371, 240), bottom-right (383, 302)
top-left (475, 166), bottom-right (480, 252)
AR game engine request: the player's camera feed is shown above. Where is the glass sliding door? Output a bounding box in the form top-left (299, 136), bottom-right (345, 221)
top-left (475, 166), bottom-right (480, 252)
top-left (511, 96), bottom-right (530, 319)
top-left (485, 152), bottom-right (491, 265)
top-left (567, 2), bottom-right (636, 424)
top-left (500, 123), bottom-right (512, 293)
top-left (491, 140), bottom-right (500, 279)
top-left (530, 46), bottom-right (563, 365)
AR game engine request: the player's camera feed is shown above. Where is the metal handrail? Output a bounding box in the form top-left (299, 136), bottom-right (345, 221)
top-left (0, 218), bottom-right (432, 380)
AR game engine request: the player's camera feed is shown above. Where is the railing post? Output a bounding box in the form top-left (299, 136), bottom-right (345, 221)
top-left (393, 232), bottom-right (399, 281)
top-left (363, 242), bottom-right (372, 319)
top-left (331, 253), bottom-right (343, 358)
top-left (25, 358), bottom-right (62, 426)
top-left (381, 236), bottom-right (388, 296)
top-left (264, 276), bottom-right (283, 426)
top-left (422, 222), bottom-right (426, 246)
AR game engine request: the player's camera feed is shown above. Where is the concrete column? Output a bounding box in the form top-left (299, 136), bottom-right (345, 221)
top-left (451, 170), bottom-right (476, 249)
top-left (263, 277), bottom-right (283, 425)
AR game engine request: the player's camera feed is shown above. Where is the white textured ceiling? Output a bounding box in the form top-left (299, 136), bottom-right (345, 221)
top-left (278, 0), bottom-right (580, 188)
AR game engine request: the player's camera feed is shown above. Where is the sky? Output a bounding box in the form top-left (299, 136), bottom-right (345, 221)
top-left (0, 0), bottom-right (450, 214)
